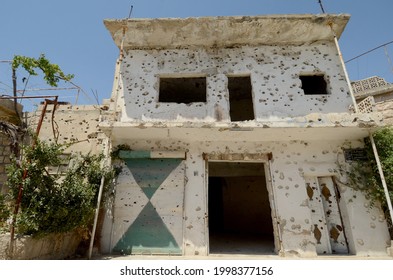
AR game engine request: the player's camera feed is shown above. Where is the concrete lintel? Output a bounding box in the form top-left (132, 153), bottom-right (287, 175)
top-left (204, 152), bottom-right (269, 162)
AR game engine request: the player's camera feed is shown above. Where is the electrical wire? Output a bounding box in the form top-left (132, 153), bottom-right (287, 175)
top-left (383, 46), bottom-right (393, 76)
top-left (345, 40), bottom-right (393, 63)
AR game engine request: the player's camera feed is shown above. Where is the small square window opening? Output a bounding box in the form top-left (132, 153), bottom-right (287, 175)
top-left (300, 75), bottom-right (329, 95)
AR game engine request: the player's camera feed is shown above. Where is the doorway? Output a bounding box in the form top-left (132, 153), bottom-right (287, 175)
top-left (208, 161), bottom-right (275, 254)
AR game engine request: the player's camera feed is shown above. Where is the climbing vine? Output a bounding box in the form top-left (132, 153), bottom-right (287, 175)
top-left (348, 128), bottom-right (393, 207)
top-left (346, 127), bottom-right (393, 236)
top-left (0, 138), bottom-right (115, 237)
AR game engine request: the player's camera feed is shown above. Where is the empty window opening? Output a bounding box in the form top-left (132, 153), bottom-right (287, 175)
top-left (208, 162), bottom-right (275, 255)
top-left (299, 74), bottom-right (329, 95)
top-left (228, 76), bottom-right (255, 121)
top-left (159, 77), bottom-right (206, 104)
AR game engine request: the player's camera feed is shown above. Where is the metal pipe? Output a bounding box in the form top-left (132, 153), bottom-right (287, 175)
top-left (329, 24), bottom-right (359, 113)
top-left (88, 136), bottom-right (111, 259)
top-left (329, 19), bottom-right (392, 242)
top-left (88, 175), bottom-right (106, 259)
top-left (0, 95), bottom-right (59, 99)
top-left (369, 132), bottom-right (393, 224)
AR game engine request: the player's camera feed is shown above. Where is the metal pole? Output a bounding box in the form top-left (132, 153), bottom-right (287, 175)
top-left (369, 132), bottom-right (393, 224)
top-left (329, 24), bottom-right (359, 112)
top-left (328, 21), bottom-right (392, 234)
top-left (88, 175), bottom-right (106, 259)
top-left (88, 136), bottom-right (111, 259)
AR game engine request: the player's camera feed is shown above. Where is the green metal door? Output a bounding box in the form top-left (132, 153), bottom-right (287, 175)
top-left (112, 155), bottom-right (185, 255)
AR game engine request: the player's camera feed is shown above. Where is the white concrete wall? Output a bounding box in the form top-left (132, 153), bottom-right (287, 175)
top-left (101, 138), bottom-right (391, 257)
top-left (118, 43), bottom-right (351, 122)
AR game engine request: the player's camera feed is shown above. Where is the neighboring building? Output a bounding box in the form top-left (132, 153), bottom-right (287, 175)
top-left (99, 14), bottom-right (391, 257)
top-left (26, 102), bottom-right (107, 156)
top-left (352, 76), bottom-right (393, 125)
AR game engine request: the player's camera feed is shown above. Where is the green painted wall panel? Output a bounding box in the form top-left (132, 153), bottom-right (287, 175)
top-left (113, 158), bottom-right (184, 255)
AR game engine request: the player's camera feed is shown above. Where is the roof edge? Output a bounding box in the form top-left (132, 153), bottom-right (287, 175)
top-left (104, 14), bottom-right (351, 49)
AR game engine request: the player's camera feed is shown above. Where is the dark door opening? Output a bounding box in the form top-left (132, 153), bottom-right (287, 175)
top-left (208, 162), bottom-right (275, 255)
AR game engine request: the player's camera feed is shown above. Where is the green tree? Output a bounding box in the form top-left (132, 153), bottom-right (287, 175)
top-left (1, 138), bottom-right (114, 237)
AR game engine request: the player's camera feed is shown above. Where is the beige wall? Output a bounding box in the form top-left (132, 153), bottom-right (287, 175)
top-left (376, 99), bottom-right (393, 126)
top-left (26, 104), bottom-right (107, 155)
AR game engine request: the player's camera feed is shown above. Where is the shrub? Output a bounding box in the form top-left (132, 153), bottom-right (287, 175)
top-left (2, 138), bottom-right (114, 237)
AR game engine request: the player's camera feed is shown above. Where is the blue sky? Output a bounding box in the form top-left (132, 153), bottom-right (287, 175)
top-left (1, 0), bottom-right (393, 111)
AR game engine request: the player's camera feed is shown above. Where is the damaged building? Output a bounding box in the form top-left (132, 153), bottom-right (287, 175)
top-left (98, 14), bottom-right (392, 257)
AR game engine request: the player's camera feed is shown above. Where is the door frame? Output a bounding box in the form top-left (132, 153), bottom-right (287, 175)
top-left (203, 153), bottom-right (281, 255)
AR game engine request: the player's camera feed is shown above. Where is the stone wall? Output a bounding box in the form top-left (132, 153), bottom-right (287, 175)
top-left (0, 100), bottom-right (21, 194)
top-left (0, 133), bottom-right (12, 194)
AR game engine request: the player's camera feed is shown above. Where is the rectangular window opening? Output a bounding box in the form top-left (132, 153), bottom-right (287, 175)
top-left (299, 74), bottom-right (329, 95)
top-left (228, 76), bottom-right (255, 121)
top-left (159, 77), bottom-right (206, 104)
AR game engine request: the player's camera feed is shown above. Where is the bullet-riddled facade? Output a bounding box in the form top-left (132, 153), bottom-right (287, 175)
top-left (100, 14), bottom-right (391, 257)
